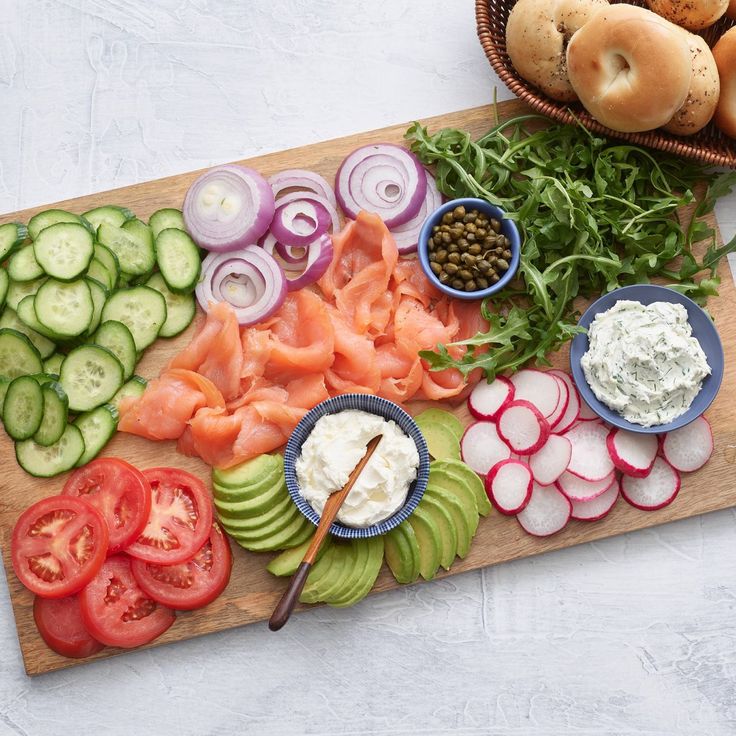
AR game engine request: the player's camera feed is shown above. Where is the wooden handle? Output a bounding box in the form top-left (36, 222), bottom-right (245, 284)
top-left (268, 561), bottom-right (312, 631)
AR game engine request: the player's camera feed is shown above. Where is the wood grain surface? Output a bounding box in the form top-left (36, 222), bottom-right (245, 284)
top-left (1, 99), bottom-right (735, 676)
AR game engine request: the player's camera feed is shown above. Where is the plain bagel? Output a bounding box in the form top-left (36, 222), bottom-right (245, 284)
top-left (645, 0), bottom-right (729, 29)
top-left (713, 28), bottom-right (736, 138)
top-left (566, 4), bottom-right (692, 132)
top-left (505, 0), bottom-right (609, 102)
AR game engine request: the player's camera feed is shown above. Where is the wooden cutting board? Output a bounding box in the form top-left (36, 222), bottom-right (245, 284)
top-left (2, 99), bottom-right (735, 676)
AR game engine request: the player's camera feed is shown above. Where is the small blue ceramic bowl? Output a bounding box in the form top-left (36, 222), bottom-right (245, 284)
top-left (418, 197), bottom-right (521, 300)
top-left (570, 284), bottom-right (724, 434)
top-left (283, 394), bottom-right (430, 539)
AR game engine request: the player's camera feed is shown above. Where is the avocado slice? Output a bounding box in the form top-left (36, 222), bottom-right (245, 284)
top-left (212, 465), bottom-right (283, 503)
top-left (424, 485), bottom-right (473, 559)
top-left (407, 506), bottom-right (442, 580)
top-left (214, 478), bottom-right (289, 519)
top-left (384, 524), bottom-right (421, 584)
top-left (215, 491), bottom-right (292, 528)
top-left (219, 501), bottom-right (301, 541)
top-left (321, 539), bottom-right (368, 604)
top-left (418, 496), bottom-right (458, 570)
top-left (299, 545), bottom-right (338, 600)
top-left (329, 536), bottom-right (384, 608)
top-left (301, 541), bottom-right (355, 603)
top-left (267, 534), bottom-right (332, 577)
top-left (430, 460), bottom-right (491, 516)
top-left (414, 408), bottom-right (463, 441)
top-left (315, 543), bottom-right (356, 602)
top-left (228, 512), bottom-right (313, 552)
top-left (416, 419), bottom-right (461, 462)
top-left (281, 519), bottom-right (315, 549)
top-left (212, 453), bottom-right (281, 489)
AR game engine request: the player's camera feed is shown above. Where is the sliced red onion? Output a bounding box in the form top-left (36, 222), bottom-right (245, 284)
top-left (261, 233), bottom-right (333, 291)
top-left (261, 233), bottom-right (307, 272)
top-left (390, 170), bottom-right (443, 254)
top-left (335, 143), bottom-right (427, 228)
top-left (268, 169), bottom-right (337, 208)
top-left (195, 246), bottom-right (286, 326)
top-left (275, 242), bottom-right (307, 264)
top-left (183, 165), bottom-right (275, 252)
top-left (270, 198), bottom-right (333, 248)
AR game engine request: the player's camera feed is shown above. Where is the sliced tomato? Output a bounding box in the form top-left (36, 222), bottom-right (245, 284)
top-left (131, 523), bottom-right (232, 610)
top-left (33, 594), bottom-right (104, 659)
top-left (126, 467), bottom-right (213, 565)
top-left (62, 457), bottom-right (152, 554)
top-left (12, 496), bottom-right (109, 599)
top-left (79, 555), bottom-right (175, 648)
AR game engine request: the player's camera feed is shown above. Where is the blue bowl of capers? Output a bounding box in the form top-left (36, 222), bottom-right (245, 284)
top-left (418, 198), bottom-right (521, 300)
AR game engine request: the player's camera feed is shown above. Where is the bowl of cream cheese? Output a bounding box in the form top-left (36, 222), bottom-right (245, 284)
top-left (283, 394), bottom-right (430, 538)
top-left (570, 284), bottom-right (724, 433)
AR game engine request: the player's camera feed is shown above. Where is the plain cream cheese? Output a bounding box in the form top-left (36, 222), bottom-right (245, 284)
top-left (581, 300), bottom-right (710, 427)
top-left (296, 410), bottom-right (419, 527)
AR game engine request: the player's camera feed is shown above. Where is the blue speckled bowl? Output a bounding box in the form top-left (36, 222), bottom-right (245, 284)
top-left (283, 394), bottom-right (430, 539)
top-left (570, 284), bottom-right (724, 434)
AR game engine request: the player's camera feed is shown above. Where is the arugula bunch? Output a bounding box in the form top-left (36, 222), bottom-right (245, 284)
top-left (406, 114), bottom-right (736, 379)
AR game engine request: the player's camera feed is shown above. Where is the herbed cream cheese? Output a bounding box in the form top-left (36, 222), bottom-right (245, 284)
top-left (296, 410), bottom-right (419, 528)
top-left (580, 300), bottom-right (710, 427)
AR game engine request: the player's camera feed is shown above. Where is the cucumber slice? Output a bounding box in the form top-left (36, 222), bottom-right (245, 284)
top-left (0, 306), bottom-right (56, 358)
top-left (34, 278), bottom-right (93, 338)
top-left (0, 377), bottom-right (9, 417)
top-left (110, 375), bottom-right (147, 410)
top-left (0, 223), bottom-right (27, 260)
top-left (155, 228), bottom-right (201, 294)
top-left (93, 320), bottom-right (136, 380)
top-left (6, 277), bottom-right (45, 311)
top-left (82, 205), bottom-right (134, 233)
top-left (33, 381), bottom-right (69, 446)
top-left (16, 296), bottom-right (63, 342)
top-left (149, 208), bottom-right (185, 239)
top-left (3, 375), bottom-right (44, 440)
top-left (0, 328), bottom-right (43, 378)
top-left (28, 209), bottom-right (93, 240)
top-left (8, 246), bottom-right (44, 282)
top-left (74, 403), bottom-right (119, 466)
top-left (145, 273), bottom-right (196, 338)
top-left (98, 222), bottom-right (155, 277)
top-left (43, 353), bottom-right (64, 375)
top-left (86, 278), bottom-right (107, 335)
top-left (86, 259), bottom-right (114, 292)
top-left (32, 222), bottom-right (94, 281)
top-left (0, 270), bottom-right (9, 311)
top-left (59, 344), bottom-right (124, 412)
top-left (101, 286), bottom-right (166, 351)
top-left (122, 218), bottom-right (154, 249)
top-left (93, 244), bottom-right (120, 288)
top-left (15, 424), bottom-right (85, 477)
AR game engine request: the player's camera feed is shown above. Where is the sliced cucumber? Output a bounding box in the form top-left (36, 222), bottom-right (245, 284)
top-left (86, 278), bottom-right (108, 335)
top-left (93, 244), bottom-right (120, 288)
top-left (59, 344), bottom-right (124, 412)
top-left (6, 277), bottom-right (45, 311)
top-left (82, 205), bottom-right (133, 233)
top-left (34, 278), bottom-right (93, 338)
top-left (15, 423), bottom-right (85, 477)
top-left (0, 223), bottom-right (27, 260)
top-left (98, 222), bottom-right (155, 277)
top-left (0, 306), bottom-right (56, 358)
top-left (145, 273), bottom-right (196, 338)
top-left (74, 403), bottom-right (119, 466)
top-left (3, 375), bottom-right (44, 440)
top-left (155, 228), bottom-right (201, 294)
top-left (110, 375), bottom-right (147, 410)
top-left (149, 208), bottom-right (186, 239)
top-left (0, 377), bottom-right (9, 417)
top-left (28, 209), bottom-right (92, 240)
top-left (101, 286), bottom-right (166, 351)
top-left (93, 320), bottom-right (136, 380)
top-left (0, 269), bottom-right (9, 311)
top-left (85, 259), bottom-right (114, 292)
top-left (33, 381), bottom-right (68, 447)
top-left (32, 222), bottom-right (94, 281)
top-left (122, 218), bottom-right (154, 249)
top-left (16, 296), bottom-right (63, 342)
top-left (0, 328), bottom-right (43, 378)
top-left (8, 245), bottom-right (44, 282)
top-left (43, 353), bottom-right (64, 375)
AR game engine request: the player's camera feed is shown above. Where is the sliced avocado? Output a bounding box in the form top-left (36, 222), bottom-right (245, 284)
top-left (299, 545), bottom-right (338, 600)
top-left (220, 501), bottom-right (301, 541)
top-left (232, 513), bottom-right (313, 552)
top-left (415, 408), bottom-right (464, 441)
top-left (418, 495), bottom-right (458, 571)
top-left (212, 462), bottom-right (283, 502)
top-left (417, 419), bottom-right (461, 462)
top-left (426, 473), bottom-right (480, 534)
top-left (301, 541), bottom-right (354, 604)
top-left (323, 539), bottom-right (370, 605)
top-left (384, 524), bottom-right (421, 584)
top-left (313, 543), bottom-right (354, 603)
top-left (212, 453), bottom-right (282, 489)
top-left (431, 460), bottom-right (491, 516)
top-left (266, 533), bottom-right (331, 577)
top-left (214, 479), bottom-right (289, 520)
top-left (330, 536), bottom-right (384, 608)
top-left (424, 484), bottom-right (476, 558)
top-left (281, 519), bottom-right (315, 549)
top-left (215, 491), bottom-right (292, 529)
top-left (407, 506), bottom-right (442, 581)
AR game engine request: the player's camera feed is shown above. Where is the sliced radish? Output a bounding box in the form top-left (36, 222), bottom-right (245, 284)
top-left (468, 376), bottom-right (514, 421)
top-left (564, 422), bottom-right (614, 481)
top-left (497, 400), bottom-right (550, 455)
top-left (577, 398), bottom-right (599, 421)
top-left (546, 375), bottom-right (570, 429)
top-left (529, 434), bottom-right (572, 486)
top-left (509, 369), bottom-right (560, 421)
top-left (557, 470), bottom-right (616, 502)
top-left (517, 483), bottom-right (571, 537)
top-left (570, 481), bottom-right (620, 521)
top-left (620, 457), bottom-right (680, 511)
top-left (548, 370), bottom-right (580, 434)
top-left (661, 416), bottom-right (713, 472)
top-left (486, 459), bottom-right (533, 515)
top-left (606, 428), bottom-right (658, 478)
top-left (460, 421), bottom-right (511, 476)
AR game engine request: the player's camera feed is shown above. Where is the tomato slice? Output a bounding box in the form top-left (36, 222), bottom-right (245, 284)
top-left (62, 457), bottom-right (152, 554)
top-left (126, 468), bottom-right (213, 565)
top-left (131, 523), bottom-right (232, 610)
top-left (33, 594), bottom-right (104, 659)
top-left (79, 555), bottom-right (175, 648)
top-left (12, 496), bottom-right (109, 598)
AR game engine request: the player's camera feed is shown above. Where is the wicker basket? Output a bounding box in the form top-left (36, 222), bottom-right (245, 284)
top-left (476, 0), bottom-right (736, 167)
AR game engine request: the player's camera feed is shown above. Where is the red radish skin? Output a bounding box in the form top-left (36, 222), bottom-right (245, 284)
top-left (529, 434), bottom-right (572, 486)
top-left (486, 459), bottom-right (533, 515)
top-left (606, 428), bottom-right (658, 478)
top-left (578, 398), bottom-right (599, 421)
top-left (557, 470), bottom-right (617, 502)
top-left (497, 400), bottom-right (551, 455)
top-left (661, 416), bottom-right (714, 472)
top-left (570, 481), bottom-right (620, 521)
top-left (548, 370), bottom-right (581, 434)
top-left (516, 483), bottom-right (572, 537)
top-left (460, 421), bottom-right (512, 476)
top-left (564, 421), bottom-right (614, 481)
top-left (546, 375), bottom-right (570, 429)
top-left (620, 457), bottom-right (681, 511)
top-left (509, 369), bottom-right (561, 421)
top-left (468, 376), bottom-right (515, 421)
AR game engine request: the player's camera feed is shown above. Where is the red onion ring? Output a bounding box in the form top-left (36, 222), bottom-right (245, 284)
top-left (261, 233), bottom-right (333, 290)
top-left (390, 171), bottom-right (444, 254)
top-left (183, 165), bottom-right (275, 252)
top-left (275, 242), bottom-right (307, 264)
top-left (268, 169), bottom-right (337, 208)
top-left (270, 198), bottom-right (333, 248)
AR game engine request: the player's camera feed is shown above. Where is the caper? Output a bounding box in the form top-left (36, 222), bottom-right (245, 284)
top-left (432, 225), bottom-right (440, 234)
top-left (452, 278), bottom-right (465, 290)
top-left (477, 277), bottom-right (489, 289)
top-left (478, 216), bottom-right (489, 227)
top-left (441, 232), bottom-right (451, 244)
top-left (465, 222), bottom-right (477, 234)
top-left (491, 273), bottom-right (500, 283)
top-left (469, 243), bottom-right (482, 256)
top-left (466, 233), bottom-right (476, 243)
top-left (464, 280), bottom-right (477, 292)
top-left (450, 227), bottom-right (464, 241)
top-left (430, 262), bottom-right (442, 276)
top-left (448, 242), bottom-right (459, 254)
top-left (488, 255), bottom-right (498, 265)
top-left (476, 228), bottom-right (487, 239)
top-left (463, 212), bottom-right (477, 224)
top-left (442, 212), bottom-right (454, 225)
top-left (490, 218), bottom-right (501, 233)
top-left (448, 252), bottom-right (461, 265)
top-left (503, 249), bottom-right (512, 260)
top-left (445, 262), bottom-right (459, 275)
top-left (435, 249), bottom-right (448, 264)
top-left (459, 269), bottom-right (473, 281)
top-left (484, 236), bottom-right (497, 248)
top-left (452, 205), bottom-right (466, 221)
top-left (477, 259), bottom-right (491, 272)
top-left (439, 271), bottom-right (450, 284)
top-left (497, 258), bottom-right (509, 271)
top-left (495, 246), bottom-right (504, 256)
top-left (440, 224), bottom-right (451, 233)
top-left (457, 238), bottom-right (469, 250)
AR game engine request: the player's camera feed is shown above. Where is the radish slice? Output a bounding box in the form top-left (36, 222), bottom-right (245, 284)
top-left (620, 457), bottom-right (681, 510)
top-left (570, 481), bottom-right (620, 521)
top-left (564, 422), bottom-right (614, 481)
top-left (606, 428), bottom-right (658, 478)
top-left (509, 369), bottom-right (560, 420)
top-left (557, 470), bottom-right (616, 502)
top-left (578, 398), bottom-right (599, 421)
top-left (661, 416), bottom-right (713, 472)
top-left (497, 400), bottom-right (550, 455)
top-left (485, 459), bottom-right (533, 515)
top-left (517, 483), bottom-right (571, 537)
top-left (529, 434), bottom-right (572, 486)
top-left (548, 370), bottom-right (580, 434)
top-left (546, 375), bottom-right (570, 429)
top-left (460, 421), bottom-right (511, 476)
top-left (468, 376), bottom-right (514, 421)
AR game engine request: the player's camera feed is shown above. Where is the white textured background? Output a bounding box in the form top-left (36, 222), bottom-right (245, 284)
top-left (2, 2), bottom-right (736, 735)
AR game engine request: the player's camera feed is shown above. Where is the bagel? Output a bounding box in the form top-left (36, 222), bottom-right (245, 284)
top-left (644, 0), bottom-right (728, 30)
top-left (505, 0), bottom-right (609, 102)
top-left (566, 4), bottom-right (692, 132)
top-left (713, 28), bottom-right (736, 138)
